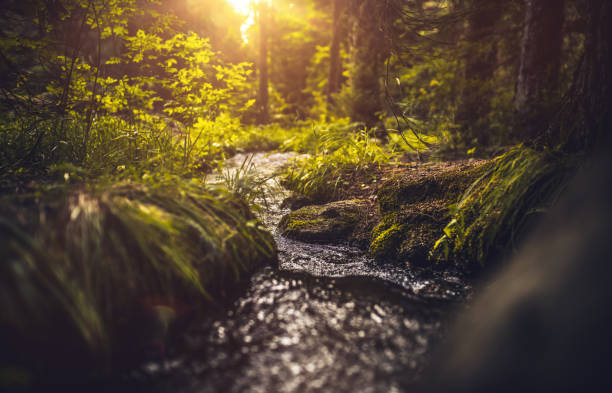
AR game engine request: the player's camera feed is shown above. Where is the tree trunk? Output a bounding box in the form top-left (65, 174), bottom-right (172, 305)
top-left (515, 0), bottom-right (565, 141)
top-left (348, 0), bottom-right (384, 129)
top-left (326, 0), bottom-right (345, 110)
top-left (545, 0), bottom-right (612, 152)
top-left (257, 1), bottom-right (269, 124)
top-left (454, 0), bottom-right (503, 147)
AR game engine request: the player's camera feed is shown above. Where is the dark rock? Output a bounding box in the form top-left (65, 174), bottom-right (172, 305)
top-left (278, 200), bottom-right (367, 243)
top-left (370, 162), bottom-right (490, 265)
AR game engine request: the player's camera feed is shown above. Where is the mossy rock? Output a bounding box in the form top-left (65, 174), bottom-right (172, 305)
top-left (377, 163), bottom-right (492, 214)
top-left (280, 193), bottom-right (316, 211)
top-left (370, 222), bottom-right (405, 261)
top-left (370, 162), bottom-right (491, 265)
top-left (279, 199), bottom-right (366, 243)
top-left (370, 200), bottom-right (447, 265)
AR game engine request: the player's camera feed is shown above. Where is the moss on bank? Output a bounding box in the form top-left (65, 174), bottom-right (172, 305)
top-left (370, 161), bottom-right (492, 265)
top-left (430, 146), bottom-right (576, 269)
top-left (376, 162), bottom-right (492, 213)
top-left (0, 180), bottom-right (276, 383)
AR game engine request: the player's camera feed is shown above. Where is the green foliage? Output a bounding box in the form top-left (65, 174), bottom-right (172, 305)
top-left (431, 146), bottom-right (575, 268)
top-left (279, 119), bottom-right (440, 204)
top-left (0, 179), bottom-right (275, 372)
top-left (304, 44), bottom-right (349, 119)
top-left (282, 126), bottom-right (392, 202)
top-left (0, 0), bottom-right (254, 182)
top-left (280, 118), bottom-right (358, 153)
top-left (386, 129), bottom-right (439, 155)
top-left (265, 0), bottom-right (329, 120)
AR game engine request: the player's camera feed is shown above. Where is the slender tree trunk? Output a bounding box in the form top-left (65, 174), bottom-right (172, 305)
top-left (348, 0), bottom-right (384, 129)
top-left (257, 1), bottom-right (269, 124)
top-left (454, 0), bottom-right (502, 147)
top-left (326, 0), bottom-right (344, 110)
top-left (515, 0), bottom-right (565, 141)
top-left (545, 0), bottom-right (612, 151)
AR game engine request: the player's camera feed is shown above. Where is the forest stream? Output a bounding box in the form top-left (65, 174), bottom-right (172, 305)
top-left (115, 152), bottom-right (474, 393)
top-left (2, 1), bottom-right (610, 391)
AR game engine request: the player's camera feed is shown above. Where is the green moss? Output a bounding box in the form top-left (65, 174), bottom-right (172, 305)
top-left (377, 162), bottom-right (492, 214)
top-left (370, 162), bottom-right (492, 264)
top-left (369, 223), bottom-right (404, 260)
top-left (285, 218), bottom-right (326, 231)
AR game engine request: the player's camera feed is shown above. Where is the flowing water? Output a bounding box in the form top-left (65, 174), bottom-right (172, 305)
top-left (123, 152), bottom-right (472, 393)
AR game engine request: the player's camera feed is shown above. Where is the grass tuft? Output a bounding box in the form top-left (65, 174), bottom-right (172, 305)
top-left (0, 179), bottom-right (276, 379)
top-left (430, 146), bottom-right (576, 268)
top-left (282, 128), bottom-right (392, 202)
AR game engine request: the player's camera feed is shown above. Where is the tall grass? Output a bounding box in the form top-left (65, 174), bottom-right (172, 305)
top-left (0, 112), bottom-right (305, 189)
top-left (282, 127), bottom-right (392, 202)
top-left (219, 154), bottom-right (277, 210)
top-left (0, 179), bottom-right (276, 380)
top-left (431, 146), bottom-right (576, 268)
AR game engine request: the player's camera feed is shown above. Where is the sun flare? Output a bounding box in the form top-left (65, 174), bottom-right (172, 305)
top-left (226, 0), bottom-right (264, 43)
top-left (227, 0), bottom-right (253, 15)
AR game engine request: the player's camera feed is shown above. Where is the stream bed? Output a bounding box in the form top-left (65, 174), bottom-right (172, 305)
top-left (121, 152), bottom-right (473, 393)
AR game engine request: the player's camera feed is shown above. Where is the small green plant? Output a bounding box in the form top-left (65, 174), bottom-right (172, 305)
top-left (220, 154), bottom-right (275, 210)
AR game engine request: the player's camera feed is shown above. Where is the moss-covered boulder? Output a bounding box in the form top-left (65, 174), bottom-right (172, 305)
top-left (370, 162), bottom-right (491, 265)
top-left (0, 180), bottom-right (276, 385)
top-left (279, 199), bottom-right (366, 243)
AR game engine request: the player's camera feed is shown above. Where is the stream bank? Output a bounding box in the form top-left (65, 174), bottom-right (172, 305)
top-left (279, 158), bottom-right (490, 267)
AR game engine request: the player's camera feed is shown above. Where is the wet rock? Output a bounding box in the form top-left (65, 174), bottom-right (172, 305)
top-left (279, 199), bottom-right (367, 243)
top-left (370, 162), bottom-right (490, 265)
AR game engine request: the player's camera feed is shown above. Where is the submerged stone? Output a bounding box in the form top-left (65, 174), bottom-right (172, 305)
top-left (278, 199), bottom-right (367, 243)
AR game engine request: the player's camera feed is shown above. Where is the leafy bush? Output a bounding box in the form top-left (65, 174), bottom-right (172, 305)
top-left (0, 3), bottom-right (255, 183)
